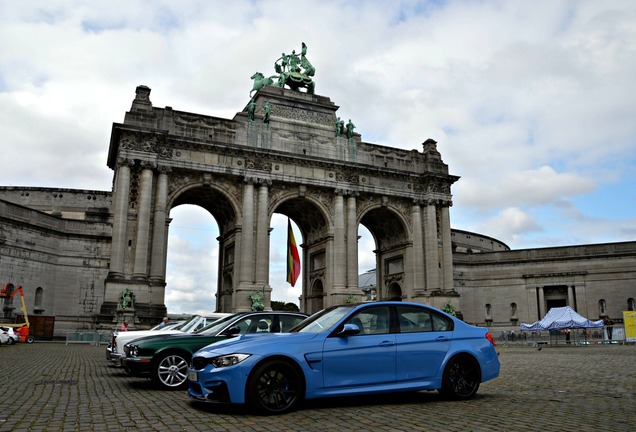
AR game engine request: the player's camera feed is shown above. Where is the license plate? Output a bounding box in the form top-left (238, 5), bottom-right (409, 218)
top-left (188, 371), bottom-right (198, 381)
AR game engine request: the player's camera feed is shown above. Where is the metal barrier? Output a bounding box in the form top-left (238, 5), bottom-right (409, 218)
top-left (520, 325), bottom-right (626, 346)
top-left (65, 332), bottom-right (110, 346)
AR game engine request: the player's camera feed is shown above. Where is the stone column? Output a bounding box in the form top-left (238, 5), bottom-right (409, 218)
top-left (424, 200), bottom-right (440, 291)
top-left (346, 194), bottom-right (358, 291)
top-left (132, 161), bottom-right (155, 279)
top-left (411, 201), bottom-right (425, 292)
top-left (255, 180), bottom-right (270, 289)
top-left (568, 285), bottom-right (575, 309)
top-left (332, 190), bottom-right (346, 291)
top-left (149, 166), bottom-right (170, 283)
top-left (440, 203), bottom-right (454, 292)
top-left (239, 178), bottom-right (255, 286)
top-left (538, 287), bottom-right (546, 318)
top-left (109, 158), bottom-right (134, 278)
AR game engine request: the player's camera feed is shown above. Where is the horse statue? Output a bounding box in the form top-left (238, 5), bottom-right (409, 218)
top-left (250, 72), bottom-right (276, 96)
top-left (249, 43), bottom-right (317, 96)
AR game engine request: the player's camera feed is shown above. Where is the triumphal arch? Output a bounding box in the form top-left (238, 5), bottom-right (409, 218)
top-left (103, 43), bottom-right (459, 318)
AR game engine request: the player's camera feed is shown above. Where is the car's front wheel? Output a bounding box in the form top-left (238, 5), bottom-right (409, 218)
top-left (246, 359), bottom-right (303, 415)
top-left (439, 354), bottom-right (481, 399)
top-left (152, 351), bottom-right (190, 390)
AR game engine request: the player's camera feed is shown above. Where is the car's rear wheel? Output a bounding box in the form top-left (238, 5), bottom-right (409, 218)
top-left (7, 338), bottom-right (15, 345)
top-left (152, 352), bottom-right (190, 390)
top-left (439, 354), bottom-right (481, 399)
top-left (246, 359), bottom-right (303, 415)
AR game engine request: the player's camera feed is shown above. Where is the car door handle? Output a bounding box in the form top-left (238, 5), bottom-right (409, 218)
top-left (379, 341), bottom-right (395, 347)
top-left (436, 336), bottom-right (450, 342)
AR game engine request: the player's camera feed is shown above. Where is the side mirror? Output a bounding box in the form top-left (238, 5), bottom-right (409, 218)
top-left (337, 323), bottom-right (361, 337)
top-left (222, 326), bottom-right (241, 336)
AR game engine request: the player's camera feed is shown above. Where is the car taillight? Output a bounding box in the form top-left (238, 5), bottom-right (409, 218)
top-left (485, 332), bottom-right (496, 346)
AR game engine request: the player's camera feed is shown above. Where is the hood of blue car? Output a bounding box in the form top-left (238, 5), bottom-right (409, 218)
top-left (193, 332), bottom-right (320, 357)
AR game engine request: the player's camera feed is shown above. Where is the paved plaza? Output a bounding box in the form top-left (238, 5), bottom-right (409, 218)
top-left (0, 342), bottom-right (634, 432)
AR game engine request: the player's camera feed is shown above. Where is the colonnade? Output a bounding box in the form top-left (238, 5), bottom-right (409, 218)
top-left (108, 159), bottom-right (171, 306)
top-left (107, 158), bottom-right (455, 312)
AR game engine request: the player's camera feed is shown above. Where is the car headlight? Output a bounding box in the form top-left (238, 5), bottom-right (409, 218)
top-left (211, 353), bottom-right (251, 368)
top-left (124, 344), bottom-right (139, 357)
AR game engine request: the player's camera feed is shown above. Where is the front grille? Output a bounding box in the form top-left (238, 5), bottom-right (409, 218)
top-left (191, 356), bottom-right (211, 370)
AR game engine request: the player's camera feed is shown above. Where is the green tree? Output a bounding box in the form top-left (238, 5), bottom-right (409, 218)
top-left (271, 301), bottom-right (300, 312)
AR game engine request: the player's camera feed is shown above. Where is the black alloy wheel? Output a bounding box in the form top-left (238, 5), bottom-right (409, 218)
top-left (439, 354), bottom-right (481, 399)
top-left (246, 359), bottom-right (303, 415)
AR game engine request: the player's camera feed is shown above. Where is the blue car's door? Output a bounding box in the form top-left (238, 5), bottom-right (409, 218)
top-left (394, 305), bottom-right (452, 382)
top-left (322, 306), bottom-right (396, 388)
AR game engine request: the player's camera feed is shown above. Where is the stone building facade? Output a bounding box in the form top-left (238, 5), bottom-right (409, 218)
top-left (1, 85), bottom-right (634, 338)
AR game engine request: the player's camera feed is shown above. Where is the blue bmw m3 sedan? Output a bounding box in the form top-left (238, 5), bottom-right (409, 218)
top-left (188, 301), bottom-right (500, 414)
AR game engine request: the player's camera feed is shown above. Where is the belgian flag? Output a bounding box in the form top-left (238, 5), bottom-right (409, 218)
top-left (286, 219), bottom-right (301, 287)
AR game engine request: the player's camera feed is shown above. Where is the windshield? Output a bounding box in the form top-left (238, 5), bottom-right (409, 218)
top-left (194, 314), bottom-right (241, 335)
top-left (176, 315), bottom-right (204, 333)
top-left (292, 306), bottom-right (354, 333)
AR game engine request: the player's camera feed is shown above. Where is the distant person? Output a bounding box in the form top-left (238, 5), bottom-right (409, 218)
top-left (119, 321), bottom-right (129, 332)
top-left (604, 316), bottom-right (614, 340)
top-left (159, 316), bottom-right (169, 328)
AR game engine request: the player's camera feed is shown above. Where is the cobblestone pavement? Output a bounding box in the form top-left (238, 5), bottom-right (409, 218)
top-left (0, 342), bottom-right (634, 432)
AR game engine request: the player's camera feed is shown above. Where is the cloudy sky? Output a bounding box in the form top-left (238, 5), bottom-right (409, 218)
top-left (1, 1), bottom-right (635, 315)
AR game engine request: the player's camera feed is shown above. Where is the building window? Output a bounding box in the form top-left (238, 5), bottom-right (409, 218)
top-left (485, 303), bottom-right (492, 324)
top-left (34, 287), bottom-right (44, 314)
top-left (628, 298), bottom-right (635, 311)
top-left (599, 299), bottom-right (607, 316)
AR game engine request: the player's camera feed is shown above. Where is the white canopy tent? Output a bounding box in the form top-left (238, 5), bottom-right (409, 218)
top-left (520, 306), bottom-right (604, 331)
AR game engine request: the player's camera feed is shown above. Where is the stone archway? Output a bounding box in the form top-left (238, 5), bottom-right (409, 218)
top-left (386, 283), bottom-right (403, 301)
top-left (101, 84), bottom-right (458, 321)
top-left (307, 278), bottom-right (325, 315)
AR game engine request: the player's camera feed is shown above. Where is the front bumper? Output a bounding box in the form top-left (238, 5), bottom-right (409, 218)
top-left (106, 348), bottom-right (124, 366)
top-left (123, 357), bottom-right (152, 377)
top-left (187, 355), bottom-right (261, 404)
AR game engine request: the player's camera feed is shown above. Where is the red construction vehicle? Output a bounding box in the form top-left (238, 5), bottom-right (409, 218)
top-left (0, 284), bottom-right (34, 343)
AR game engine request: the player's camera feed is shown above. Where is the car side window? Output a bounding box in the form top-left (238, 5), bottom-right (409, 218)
top-left (431, 313), bottom-right (452, 332)
top-left (231, 317), bottom-right (253, 335)
top-left (346, 306), bottom-right (391, 335)
top-left (244, 316), bottom-right (273, 333)
top-left (397, 306), bottom-right (433, 333)
top-left (277, 315), bottom-right (305, 333)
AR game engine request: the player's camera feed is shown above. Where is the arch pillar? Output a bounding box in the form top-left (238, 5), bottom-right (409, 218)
top-left (440, 202), bottom-right (454, 292)
top-left (132, 161), bottom-right (155, 280)
top-left (424, 199), bottom-right (440, 291)
top-left (109, 158), bottom-right (134, 279)
top-left (149, 165), bottom-right (170, 286)
top-left (236, 177), bottom-right (256, 311)
top-left (254, 180), bottom-right (271, 306)
top-left (346, 194), bottom-right (359, 292)
top-left (332, 190), bottom-right (346, 297)
top-left (411, 201), bottom-right (425, 293)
